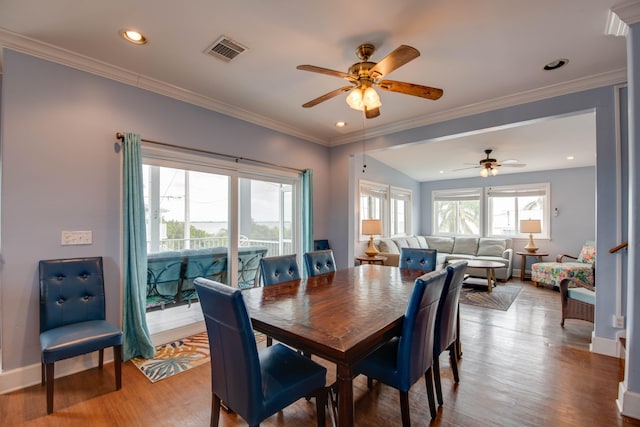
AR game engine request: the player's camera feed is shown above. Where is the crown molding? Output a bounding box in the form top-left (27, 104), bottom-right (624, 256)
top-left (0, 27), bottom-right (627, 149)
top-left (328, 68), bottom-right (627, 146)
top-left (0, 28), bottom-right (326, 146)
top-left (611, 1), bottom-right (640, 26)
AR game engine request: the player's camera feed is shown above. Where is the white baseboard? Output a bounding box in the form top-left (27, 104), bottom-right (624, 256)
top-left (590, 332), bottom-right (620, 357)
top-left (150, 321), bottom-right (205, 346)
top-left (0, 349), bottom-right (115, 395)
top-left (0, 323), bottom-right (206, 395)
top-left (618, 381), bottom-right (640, 420)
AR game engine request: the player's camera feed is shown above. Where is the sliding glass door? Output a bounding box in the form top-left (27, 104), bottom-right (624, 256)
top-left (142, 153), bottom-right (300, 314)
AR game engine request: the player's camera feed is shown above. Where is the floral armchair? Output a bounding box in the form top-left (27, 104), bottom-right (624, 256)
top-left (531, 241), bottom-right (596, 326)
top-left (531, 241), bottom-right (595, 288)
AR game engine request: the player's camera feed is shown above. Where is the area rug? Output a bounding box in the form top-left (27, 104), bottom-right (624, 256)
top-left (132, 331), bottom-right (266, 383)
top-left (459, 282), bottom-right (523, 311)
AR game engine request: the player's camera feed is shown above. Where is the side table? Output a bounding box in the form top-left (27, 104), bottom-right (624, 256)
top-left (517, 251), bottom-right (548, 282)
top-left (356, 255), bottom-right (387, 265)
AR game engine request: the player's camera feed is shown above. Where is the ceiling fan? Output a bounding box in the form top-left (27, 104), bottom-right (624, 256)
top-left (296, 43), bottom-right (443, 119)
top-left (456, 149), bottom-right (527, 177)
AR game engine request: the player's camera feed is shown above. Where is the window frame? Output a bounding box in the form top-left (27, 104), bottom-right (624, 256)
top-left (358, 179), bottom-right (413, 239)
top-left (432, 187), bottom-right (483, 236)
top-left (485, 183), bottom-right (550, 239)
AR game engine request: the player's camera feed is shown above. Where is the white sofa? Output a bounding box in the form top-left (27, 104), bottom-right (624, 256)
top-left (357, 235), bottom-right (513, 281)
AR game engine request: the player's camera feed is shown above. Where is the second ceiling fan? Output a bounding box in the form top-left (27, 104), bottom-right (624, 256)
top-left (297, 43), bottom-right (443, 118)
top-left (456, 149), bottom-right (527, 177)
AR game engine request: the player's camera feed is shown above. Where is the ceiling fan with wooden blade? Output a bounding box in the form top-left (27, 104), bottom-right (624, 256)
top-left (296, 43), bottom-right (443, 118)
top-left (454, 149), bottom-right (526, 175)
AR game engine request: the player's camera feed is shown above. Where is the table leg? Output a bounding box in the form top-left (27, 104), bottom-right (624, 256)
top-left (487, 268), bottom-right (493, 292)
top-left (520, 254), bottom-right (526, 281)
top-left (336, 364), bottom-right (354, 427)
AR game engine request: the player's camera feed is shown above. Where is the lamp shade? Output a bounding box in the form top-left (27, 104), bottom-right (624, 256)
top-left (362, 219), bottom-right (382, 236)
top-left (520, 219), bottom-right (541, 234)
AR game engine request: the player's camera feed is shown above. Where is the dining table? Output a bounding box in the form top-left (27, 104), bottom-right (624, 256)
top-left (242, 264), bottom-right (427, 427)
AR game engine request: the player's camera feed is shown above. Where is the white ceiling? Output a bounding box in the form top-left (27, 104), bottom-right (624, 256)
top-left (368, 111), bottom-right (597, 181)
top-left (0, 0), bottom-right (626, 163)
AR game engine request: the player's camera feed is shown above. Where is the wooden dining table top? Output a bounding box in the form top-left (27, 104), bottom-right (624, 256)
top-left (242, 264), bottom-right (426, 365)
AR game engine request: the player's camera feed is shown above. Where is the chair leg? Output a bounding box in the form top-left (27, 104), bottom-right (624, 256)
top-left (212, 393), bottom-right (221, 427)
top-left (266, 336), bottom-right (273, 347)
top-left (399, 390), bottom-right (411, 427)
top-left (433, 354), bottom-right (443, 406)
top-left (367, 376), bottom-right (373, 389)
top-left (98, 348), bottom-right (104, 369)
top-left (424, 367), bottom-right (437, 419)
top-left (41, 362), bottom-right (45, 386)
top-left (45, 362), bottom-right (54, 414)
top-left (449, 344), bottom-right (460, 384)
top-left (315, 386), bottom-right (327, 427)
top-left (114, 344), bottom-right (123, 390)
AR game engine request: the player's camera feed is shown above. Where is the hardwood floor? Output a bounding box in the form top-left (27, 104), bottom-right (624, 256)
top-left (2, 280), bottom-right (638, 426)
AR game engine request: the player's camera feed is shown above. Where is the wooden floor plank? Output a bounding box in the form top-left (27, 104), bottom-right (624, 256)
top-left (2, 280), bottom-right (638, 426)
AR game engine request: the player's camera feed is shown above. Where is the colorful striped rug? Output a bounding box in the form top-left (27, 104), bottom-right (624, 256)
top-left (132, 331), bottom-right (266, 383)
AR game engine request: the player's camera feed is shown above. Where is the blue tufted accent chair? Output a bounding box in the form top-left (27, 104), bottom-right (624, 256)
top-left (433, 261), bottom-right (468, 406)
top-left (303, 250), bottom-right (336, 277)
top-left (259, 254), bottom-right (301, 286)
top-left (194, 277), bottom-right (327, 427)
top-left (39, 257), bottom-right (122, 414)
top-left (399, 247), bottom-right (438, 272)
top-left (354, 269), bottom-right (447, 424)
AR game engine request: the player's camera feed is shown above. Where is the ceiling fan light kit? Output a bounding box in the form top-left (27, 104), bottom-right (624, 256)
top-left (297, 43), bottom-right (443, 119)
top-left (456, 148), bottom-right (526, 177)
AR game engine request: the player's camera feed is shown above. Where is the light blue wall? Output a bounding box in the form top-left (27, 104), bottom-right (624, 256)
top-left (420, 167), bottom-right (596, 272)
top-left (0, 50), bottom-right (331, 370)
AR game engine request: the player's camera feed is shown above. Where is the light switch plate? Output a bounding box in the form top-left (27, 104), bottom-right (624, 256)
top-left (61, 230), bottom-right (93, 245)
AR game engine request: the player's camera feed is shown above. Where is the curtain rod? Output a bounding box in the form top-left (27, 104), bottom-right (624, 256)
top-left (115, 132), bottom-right (305, 174)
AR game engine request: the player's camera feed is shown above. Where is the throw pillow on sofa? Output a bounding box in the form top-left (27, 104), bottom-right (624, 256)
top-left (379, 238), bottom-right (400, 254)
top-left (452, 237), bottom-right (479, 255)
top-left (425, 236), bottom-right (454, 254)
top-left (477, 238), bottom-right (507, 257)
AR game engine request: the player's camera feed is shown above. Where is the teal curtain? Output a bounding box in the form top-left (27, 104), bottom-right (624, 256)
top-left (122, 132), bottom-right (155, 360)
top-left (302, 169), bottom-right (314, 255)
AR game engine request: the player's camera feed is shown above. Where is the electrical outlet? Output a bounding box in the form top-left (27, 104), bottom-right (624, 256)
top-left (612, 315), bottom-right (625, 329)
top-left (61, 230), bottom-right (93, 245)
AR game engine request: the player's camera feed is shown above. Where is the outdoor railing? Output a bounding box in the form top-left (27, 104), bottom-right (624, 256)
top-left (150, 237), bottom-right (292, 257)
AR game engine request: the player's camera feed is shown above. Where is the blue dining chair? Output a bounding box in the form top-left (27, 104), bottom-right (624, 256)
top-left (259, 254), bottom-right (301, 286)
top-left (304, 250), bottom-right (336, 277)
top-left (353, 269), bottom-right (448, 425)
top-left (194, 277), bottom-right (328, 427)
top-left (259, 254), bottom-right (302, 347)
top-left (433, 261), bottom-right (468, 406)
top-left (39, 257), bottom-right (122, 414)
top-left (399, 247), bottom-right (438, 271)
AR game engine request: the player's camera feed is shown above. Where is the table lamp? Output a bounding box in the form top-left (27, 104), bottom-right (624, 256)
top-left (362, 219), bottom-right (382, 257)
top-left (520, 219), bottom-right (541, 253)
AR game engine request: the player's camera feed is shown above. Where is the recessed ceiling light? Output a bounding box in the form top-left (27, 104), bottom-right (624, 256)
top-left (543, 58), bottom-right (568, 71)
top-left (335, 121), bottom-right (347, 127)
top-left (567, 155), bottom-right (575, 160)
top-left (439, 170), bottom-right (444, 174)
top-left (120, 29), bottom-right (148, 45)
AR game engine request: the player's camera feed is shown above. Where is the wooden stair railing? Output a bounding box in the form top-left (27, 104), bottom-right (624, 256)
top-left (610, 241), bottom-right (628, 254)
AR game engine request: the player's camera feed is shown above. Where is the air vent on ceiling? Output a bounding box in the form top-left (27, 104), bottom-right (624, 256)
top-left (205, 36), bottom-right (248, 62)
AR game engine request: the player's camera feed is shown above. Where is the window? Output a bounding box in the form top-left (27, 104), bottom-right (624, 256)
top-left (359, 180), bottom-right (413, 238)
top-left (390, 187), bottom-right (412, 236)
top-left (432, 188), bottom-right (482, 235)
top-left (487, 183), bottom-right (550, 238)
